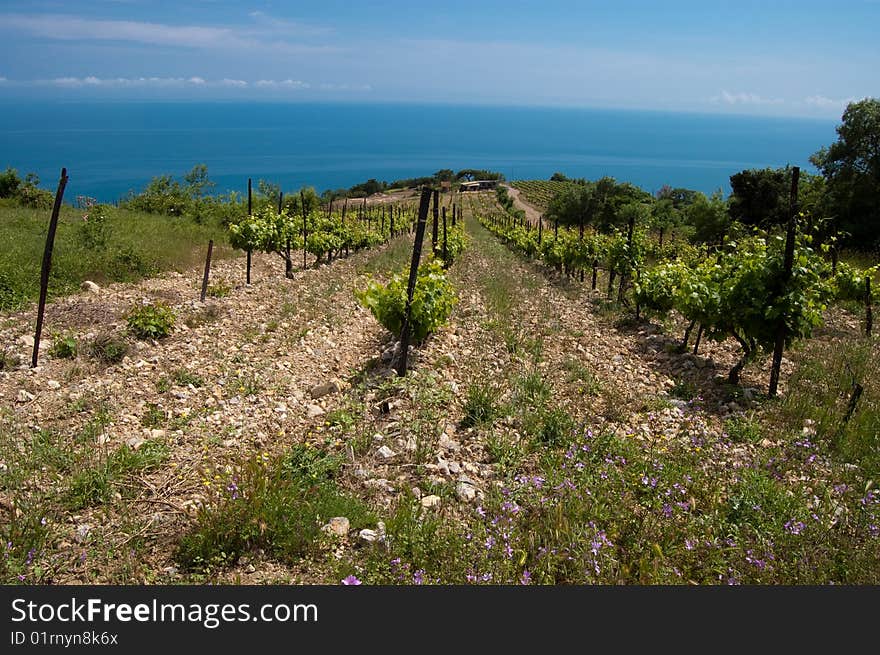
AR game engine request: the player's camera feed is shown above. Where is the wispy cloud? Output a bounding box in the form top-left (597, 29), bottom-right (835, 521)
top-left (247, 11), bottom-right (334, 38)
top-left (0, 12), bottom-right (341, 55)
top-left (710, 90), bottom-right (785, 106)
top-left (2, 76), bottom-right (364, 93)
top-left (44, 76), bottom-right (201, 88)
top-left (254, 79), bottom-right (311, 89)
top-left (804, 94), bottom-right (857, 110)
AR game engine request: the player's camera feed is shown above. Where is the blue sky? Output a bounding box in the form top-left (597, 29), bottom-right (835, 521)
top-left (0, 0), bottom-right (877, 117)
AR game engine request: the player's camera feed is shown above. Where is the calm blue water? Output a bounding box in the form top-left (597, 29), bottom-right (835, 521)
top-left (0, 101), bottom-right (837, 203)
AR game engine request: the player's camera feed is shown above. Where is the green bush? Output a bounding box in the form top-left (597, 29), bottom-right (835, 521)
top-left (0, 167), bottom-right (21, 198)
top-left (76, 204), bottom-right (113, 250)
top-left (17, 184), bottom-right (53, 210)
top-left (49, 332), bottom-right (78, 359)
top-left (355, 259), bottom-right (457, 343)
top-left (126, 301), bottom-right (176, 340)
top-left (87, 332), bottom-right (129, 364)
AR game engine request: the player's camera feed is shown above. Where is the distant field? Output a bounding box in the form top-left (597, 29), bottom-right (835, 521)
top-left (0, 200), bottom-right (233, 311)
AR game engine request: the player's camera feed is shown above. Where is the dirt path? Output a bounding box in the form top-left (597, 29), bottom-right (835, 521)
top-left (502, 184), bottom-right (545, 224)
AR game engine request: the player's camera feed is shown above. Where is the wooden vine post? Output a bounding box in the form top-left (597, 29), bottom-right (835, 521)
top-left (200, 239), bottom-right (214, 302)
top-left (442, 206), bottom-right (448, 265)
top-left (431, 189), bottom-right (440, 254)
top-left (396, 187), bottom-right (432, 377)
top-left (768, 166), bottom-right (800, 398)
top-left (301, 189), bottom-right (309, 269)
top-left (31, 168), bottom-right (69, 368)
top-left (246, 178), bottom-right (253, 285)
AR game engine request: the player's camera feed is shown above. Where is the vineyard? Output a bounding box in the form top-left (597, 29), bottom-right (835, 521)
top-left (510, 180), bottom-right (581, 211)
top-left (0, 175), bottom-right (878, 586)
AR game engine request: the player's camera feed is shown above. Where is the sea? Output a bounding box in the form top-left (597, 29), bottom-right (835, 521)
top-left (0, 101), bottom-right (838, 204)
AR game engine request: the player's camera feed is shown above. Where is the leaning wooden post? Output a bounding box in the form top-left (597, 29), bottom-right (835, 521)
top-left (31, 167), bottom-right (69, 368)
top-left (442, 206), bottom-right (448, 265)
top-left (431, 189), bottom-right (439, 254)
top-left (396, 188), bottom-right (432, 377)
top-left (246, 178), bottom-right (253, 285)
top-left (390, 205), bottom-right (395, 236)
top-left (866, 277), bottom-right (873, 337)
top-left (768, 166), bottom-right (800, 397)
top-left (301, 189), bottom-right (309, 269)
top-left (200, 239), bottom-right (214, 302)
top-left (538, 216), bottom-right (543, 245)
top-left (278, 191), bottom-right (284, 214)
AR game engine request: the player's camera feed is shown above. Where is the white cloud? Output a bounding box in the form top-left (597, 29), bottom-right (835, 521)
top-left (2, 14), bottom-right (233, 49)
top-left (255, 79), bottom-right (310, 89)
top-left (804, 94), bottom-right (857, 110)
top-left (0, 76), bottom-right (7, 83)
top-left (39, 76), bottom-right (224, 88)
top-left (711, 90), bottom-right (785, 106)
top-left (0, 12), bottom-right (341, 56)
top-left (246, 11), bottom-right (334, 37)
top-left (220, 78), bottom-right (247, 88)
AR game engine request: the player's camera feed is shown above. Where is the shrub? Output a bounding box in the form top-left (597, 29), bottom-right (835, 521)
top-left (49, 332), bottom-right (78, 359)
top-left (88, 332), bottom-right (129, 364)
top-left (126, 301), bottom-right (176, 340)
top-left (0, 167), bottom-right (21, 198)
top-left (355, 259), bottom-right (457, 343)
top-left (17, 184), bottom-right (53, 210)
top-left (76, 204), bottom-right (112, 250)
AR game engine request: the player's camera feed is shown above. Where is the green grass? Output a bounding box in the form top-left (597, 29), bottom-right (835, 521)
top-left (175, 444), bottom-right (372, 572)
top-left (460, 381), bottom-right (500, 429)
top-left (64, 440), bottom-right (170, 511)
top-left (772, 336), bottom-right (879, 477)
top-left (0, 202), bottom-right (232, 311)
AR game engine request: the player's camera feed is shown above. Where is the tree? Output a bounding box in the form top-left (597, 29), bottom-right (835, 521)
top-left (686, 191), bottom-right (730, 246)
top-left (810, 97), bottom-right (880, 247)
top-left (184, 164), bottom-right (214, 200)
top-left (550, 172), bottom-right (569, 182)
top-left (650, 198), bottom-right (680, 246)
top-left (728, 167), bottom-right (791, 228)
top-left (657, 184), bottom-right (700, 210)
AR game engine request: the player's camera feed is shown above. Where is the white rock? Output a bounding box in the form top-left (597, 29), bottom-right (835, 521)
top-left (81, 280), bottom-right (100, 293)
top-left (149, 429), bottom-right (166, 440)
top-left (47, 380), bottom-right (61, 390)
top-left (456, 481), bottom-right (477, 502)
top-left (377, 445), bottom-right (396, 459)
top-left (321, 516), bottom-right (350, 537)
top-left (18, 335), bottom-right (35, 347)
top-left (420, 494), bottom-right (442, 509)
top-left (126, 435), bottom-right (146, 450)
top-left (359, 529), bottom-right (381, 543)
top-left (75, 524), bottom-right (91, 543)
top-left (306, 404), bottom-right (325, 418)
top-left (438, 434), bottom-right (460, 452)
top-left (16, 390), bottom-right (35, 403)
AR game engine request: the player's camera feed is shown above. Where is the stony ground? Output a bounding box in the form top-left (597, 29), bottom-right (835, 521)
top-left (0, 192), bottom-right (866, 584)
